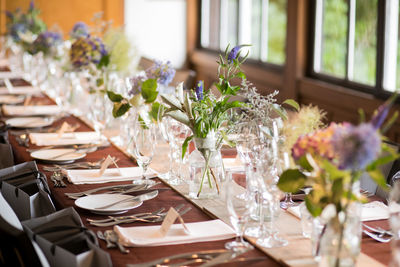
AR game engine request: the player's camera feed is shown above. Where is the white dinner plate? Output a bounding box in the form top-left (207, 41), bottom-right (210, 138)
top-left (6, 116), bottom-right (54, 128)
top-left (0, 95), bottom-right (24, 104)
top-left (75, 194), bottom-right (143, 215)
top-left (30, 148), bottom-right (86, 164)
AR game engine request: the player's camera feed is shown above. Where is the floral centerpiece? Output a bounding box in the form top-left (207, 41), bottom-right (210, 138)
top-left (25, 30), bottom-right (63, 58)
top-left (106, 60), bottom-right (175, 122)
top-left (5, 0), bottom-right (46, 44)
top-left (278, 95), bottom-right (399, 266)
top-left (158, 45), bottom-right (250, 198)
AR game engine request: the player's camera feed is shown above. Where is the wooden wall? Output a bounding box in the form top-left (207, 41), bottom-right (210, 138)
top-left (187, 0), bottom-right (400, 143)
top-left (0, 0), bottom-right (124, 36)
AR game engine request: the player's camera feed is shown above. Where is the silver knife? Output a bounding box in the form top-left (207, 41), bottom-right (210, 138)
top-left (95, 190), bottom-right (159, 209)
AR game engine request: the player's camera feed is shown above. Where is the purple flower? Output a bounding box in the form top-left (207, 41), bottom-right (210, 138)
top-left (5, 11), bottom-right (13, 20)
top-left (29, 0), bottom-right (35, 11)
top-left (29, 31), bottom-right (62, 55)
top-left (128, 74), bottom-right (146, 96)
top-left (70, 22), bottom-right (89, 39)
top-left (145, 60), bottom-right (175, 86)
top-left (228, 45), bottom-right (241, 63)
top-left (195, 80), bottom-right (204, 101)
top-left (371, 103), bottom-right (390, 130)
top-left (332, 123), bottom-right (381, 170)
top-left (70, 36), bottom-right (108, 69)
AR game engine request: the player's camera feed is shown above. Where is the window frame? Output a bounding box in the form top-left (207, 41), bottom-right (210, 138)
top-left (197, 0), bottom-right (287, 73)
top-left (307, 0), bottom-right (391, 100)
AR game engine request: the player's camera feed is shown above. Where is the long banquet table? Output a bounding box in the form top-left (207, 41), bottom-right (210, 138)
top-left (3, 82), bottom-right (393, 266)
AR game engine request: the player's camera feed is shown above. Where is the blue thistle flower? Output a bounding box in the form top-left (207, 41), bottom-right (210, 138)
top-left (332, 123), bottom-right (381, 170)
top-left (195, 80), bottom-right (204, 101)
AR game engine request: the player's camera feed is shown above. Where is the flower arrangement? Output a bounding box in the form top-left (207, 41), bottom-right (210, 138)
top-left (25, 30), bottom-right (62, 57)
top-left (278, 95), bottom-right (400, 266)
top-left (106, 60), bottom-right (176, 121)
top-left (159, 45), bottom-right (250, 196)
top-left (5, 0), bottom-right (46, 43)
top-left (69, 35), bottom-right (108, 70)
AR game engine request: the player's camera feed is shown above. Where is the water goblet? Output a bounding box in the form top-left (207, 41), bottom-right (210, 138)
top-left (130, 119), bottom-right (157, 185)
top-left (225, 169), bottom-right (253, 251)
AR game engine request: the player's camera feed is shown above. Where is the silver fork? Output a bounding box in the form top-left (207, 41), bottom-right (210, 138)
top-left (65, 183), bottom-right (146, 198)
top-left (90, 206), bottom-right (192, 227)
top-left (363, 230), bottom-right (392, 243)
top-left (88, 204), bottom-right (184, 224)
top-left (363, 223), bottom-right (393, 237)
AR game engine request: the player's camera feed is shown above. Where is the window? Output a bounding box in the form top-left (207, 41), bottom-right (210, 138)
top-left (311, 0), bottom-right (400, 94)
top-left (200, 0), bottom-right (287, 65)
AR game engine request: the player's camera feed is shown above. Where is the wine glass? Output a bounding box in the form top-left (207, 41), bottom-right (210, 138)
top-left (256, 139), bottom-right (288, 248)
top-left (130, 119), bottom-right (157, 185)
top-left (225, 169), bottom-right (253, 251)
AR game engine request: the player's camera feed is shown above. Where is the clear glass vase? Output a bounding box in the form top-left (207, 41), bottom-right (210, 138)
top-left (188, 133), bottom-right (225, 199)
top-left (318, 204), bottom-right (362, 267)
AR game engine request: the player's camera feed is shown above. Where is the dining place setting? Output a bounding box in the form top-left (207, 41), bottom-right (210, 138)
top-left (0, 4), bottom-right (399, 267)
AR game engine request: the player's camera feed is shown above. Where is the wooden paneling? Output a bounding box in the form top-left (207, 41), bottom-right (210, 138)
top-left (1, 0), bottom-right (123, 37)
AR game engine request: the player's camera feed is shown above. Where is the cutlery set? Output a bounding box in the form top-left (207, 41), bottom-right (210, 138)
top-left (362, 223), bottom-right (393, 243)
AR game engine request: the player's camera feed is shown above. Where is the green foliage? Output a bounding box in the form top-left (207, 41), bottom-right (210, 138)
top-left (141, 79), bottom-right (158, 103)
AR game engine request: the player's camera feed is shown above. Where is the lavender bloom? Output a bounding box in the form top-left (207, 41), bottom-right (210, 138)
top-left (29, 30), bottom-right (62, 55)
top-left (128, 74), bottom-right (146, 96)
top-left (228, 45), bottom-right (241, 63)
top-left (332, 123), bottom-right (381, 170)
top-left (5, 11), bottom-right (13, 20)
top-left (195, 80), bottom-right (204, 101)
top-left (146, 60), bottom-right (175, 86)
top-left (70, 36), bottom-right (108, 69)
top-left (70, 22), bottom-right (89, 39)
top-left (10, 23), bottom-right (27, 41)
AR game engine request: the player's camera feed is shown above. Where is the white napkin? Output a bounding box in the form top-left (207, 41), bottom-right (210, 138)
top-left (223, 157), bottom-right (245, 172)
top-left (287, 201), bottom-right (389, 222)
top-left (2, 105), bottom-right (62, 116)
top-left (29, 132), bottom-right (104, 146)
top-left (0, 71), bottom-right (23, 79)
top-left (0, 86), bottom-right (41, 95)
top-left (114, 219), bottom-right (235, 247)
top-left (64, 167), bottom-right (157, 184)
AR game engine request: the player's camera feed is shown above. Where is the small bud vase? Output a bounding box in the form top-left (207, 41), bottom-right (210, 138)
top-left (188, 131), bottom-right (225, 199)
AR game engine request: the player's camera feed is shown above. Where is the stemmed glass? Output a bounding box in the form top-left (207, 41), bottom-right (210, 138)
top-left (130, 119), bottom-right (157, 185)
top-left (169, 120), bottom-right (192, 184)
top-left (157, 107), bottom-right (178, 182)
top-left (225, 169), bottom-right (253, 251)
top-left (256, 139), bottom-right (288, 248)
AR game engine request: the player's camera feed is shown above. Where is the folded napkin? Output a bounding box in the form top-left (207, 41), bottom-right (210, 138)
top-left (64, 167), bottom-right (157, 184)
top-left (114, 219), bottom-right (235, 247)
top-left (0, 71), bottom-right (23, 79)
top-left (223, 157), bottom-right (245, 172)
top-left (0, 86), bottom-right (41, 95)
top-left (29, 132), bottom-right (104, 146)
top-left (2, 105), bottom-right (62, 116)
top-left (287, 201), bottom-right (389, 222)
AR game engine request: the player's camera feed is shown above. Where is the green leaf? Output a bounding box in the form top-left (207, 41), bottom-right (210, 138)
top-left (236, 71), bottom-right (246, 80)
top-left (160, 94), bottom-right (182, 110)
top-left (165, 110), bottom-right (191, 127)
top-left (149, 102), bottom-right (161, 122)
top-left (382, 111), bottom-right (399, 134)
top-left (271, 103), bottom-right (288, 121)
top-left (98, 54), bottom-right (110, 69)
top-left (96, 77), bottom-right (104, 87)
top-left (367, 169), bottom-right (389, 190)
top-left (305, 196), bottom-right (323, 217)
top-left (141, 79), bottom-right (158, 103)
top-left (107, 90), bottom-right (124, 102)
top-left (331, 178), bottom-right (344, 204)
top-left (321, 159), bottom-right (346, 180)
top-left (298, 156), bottom-right (313, 172)
top-left (282, 99), bottom-right (300, 111)
top-left (181, 135), bottom-right (193, 159)
top-left (358, 108), bottom-right (365, 123)
top-left (277, 169), bottom-right (307, 193)
top-left (112, 102), bottom-right (130, 118)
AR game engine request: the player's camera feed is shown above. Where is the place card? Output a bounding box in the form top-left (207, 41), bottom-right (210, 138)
top-left (23, 95), bottom-right (32, 106)
top-left (57, 122), bottom-right (70, 138)
top-left (98, 155), bottom-right (121, 177)
top-left (4, 78), bottom-right (13, 93)
top-left (158, 207), bottom-right (190, 237)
